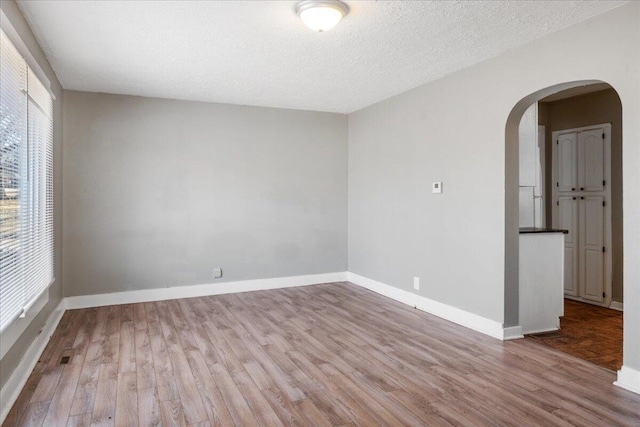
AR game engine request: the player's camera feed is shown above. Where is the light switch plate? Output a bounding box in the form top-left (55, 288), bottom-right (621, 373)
top-left (432, 182), bottom-right (443, 193)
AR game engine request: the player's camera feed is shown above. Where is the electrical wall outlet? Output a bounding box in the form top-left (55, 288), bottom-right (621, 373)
top-left (213, 268), bottom-right (223, 279)
top-left (413, 276), bottom-right (420, 290)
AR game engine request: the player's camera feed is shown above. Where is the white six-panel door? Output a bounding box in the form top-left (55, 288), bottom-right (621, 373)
top-left (552, 124), bottom-right (611, 307)
top-left (558, 196), bottom-right (578, 296)
top-left (580, 195), bottom-right (605, 302)
top-left (579, 129), bottom-right (605, 192)
top-left (557, 132), bottom-right (577, 192)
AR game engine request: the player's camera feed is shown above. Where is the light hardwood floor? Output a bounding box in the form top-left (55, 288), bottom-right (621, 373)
top-left (4, 282), bottom-right (640, 426)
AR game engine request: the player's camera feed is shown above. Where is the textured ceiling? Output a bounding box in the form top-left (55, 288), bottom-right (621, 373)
top-left (17, 1), bottom-right (627, 113)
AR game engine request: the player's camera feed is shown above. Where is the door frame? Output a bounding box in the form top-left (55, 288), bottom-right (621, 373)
top-left (551, 123), bottom-right (612, 308)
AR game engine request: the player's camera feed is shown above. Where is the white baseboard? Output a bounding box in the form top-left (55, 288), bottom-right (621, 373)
top-left (2, 270), bottom-right (636, 424)
top-left (347, 272), bottom-right (515, 341)
top-left (615, 366), bottom-right (640, 395)
top-left (1, 271), bottom-right (348, 423)
top-left (0, 301), bottom-right (65, 424)
top-left (502, 326), bottom-right (525, 340)
top-left (64, 271), bottom-right (348, 310)
top-left (609, 301), bottom-right (623, 311)
top-left (523, 326), bottom-right (559, 335)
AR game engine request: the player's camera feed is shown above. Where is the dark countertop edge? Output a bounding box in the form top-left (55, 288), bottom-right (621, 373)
top-left (520, 227), bottom-right (569, 235)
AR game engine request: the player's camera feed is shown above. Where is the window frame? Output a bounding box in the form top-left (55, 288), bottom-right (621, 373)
top-left (0, 10), bottom-right (56, 343)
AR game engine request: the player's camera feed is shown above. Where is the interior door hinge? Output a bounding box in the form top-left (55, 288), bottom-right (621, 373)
top-left (603, 180), bottom-right (606, 186)
top-left (602, 133), bottom-right (605, 139)
top-left (603, 200), bottom-right (606, 207)
top-left (603, 292), bottom-right (606, 298)
top-left (603, 246), bottom-right (606, 253)
top-left (557, 200), bottom-right (560, 206)
top-left (556, 182), bottom-right (559, 187)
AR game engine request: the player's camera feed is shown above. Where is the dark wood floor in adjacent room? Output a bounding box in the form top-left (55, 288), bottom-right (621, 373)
top-left (4, 282), bottom-right (640, 426)
top-left (527, 299), bottom-right (623, 371)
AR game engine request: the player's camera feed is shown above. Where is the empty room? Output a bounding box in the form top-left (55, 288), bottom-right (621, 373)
top-left (1, 1), bottom-right (640, 426)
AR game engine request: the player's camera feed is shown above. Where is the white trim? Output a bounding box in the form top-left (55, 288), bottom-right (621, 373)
top-left (502, 326), bottom-right (525, 340)
top-left (609, 301), bottom-right (623, 311)
top-left (0, 301), bottom-right (65, 423)
top-left (64, 272), bottom-right (348, 310)
top-left (347, 272), bottom-right (515, 341)
top-left (614, 366), bottom-right (640, 395)
top-left (0, 10), bottom-right (54, 99)
top-left (4, 271), bottom-right (634, 423)
top-left (1, 292), bottom-right (49, 359)
top-left (0, 272), bottom-right (348, 423)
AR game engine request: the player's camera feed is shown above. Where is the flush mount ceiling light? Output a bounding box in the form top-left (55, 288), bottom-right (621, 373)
top-left (296, 0), bottom-right (349, 32)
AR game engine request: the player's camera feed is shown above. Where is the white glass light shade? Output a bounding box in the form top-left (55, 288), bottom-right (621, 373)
top-left (296, 1), bottom-right (349, 32)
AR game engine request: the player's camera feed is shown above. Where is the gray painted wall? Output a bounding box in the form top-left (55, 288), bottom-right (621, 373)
top-left (63, 91), bottom-right (348, 297)
top-left (348, 3), bottom-right (639, 369)
top-left (3, 0), bottom-right (640, 397)
top-left (0, 0), bottom-right (64, 391)
top-left (540, 89), bottom-right (623, 302)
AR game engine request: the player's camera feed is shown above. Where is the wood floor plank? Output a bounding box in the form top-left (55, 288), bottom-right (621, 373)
top-left (145, 302), bottom-right (180, 403)
top-left (89, 307), bottom-right (109, 344)
top-left (209, 363), bottom-right (260, 427)
top-left (41, 310), bottom-right (82, 372)
top-left (135, 326), bottom-right (156, 390)
top-left (156, 301), bottom-right (208, 425)
top-left (285, 350), bottom-right (384, 427)
top-left (118, 321), bottom-right (136, 373)
top-left (137, 387), bottom-right (162, 427)
top-left (133, 304), bottom-right (148, 331)
top-left (41, 362), bottom-right (83, 426)
top-left (90, 363), bottom-right (118, 426)
top-left (5, 282), bottom-right (640, 427)
top-left (114, 372), bottom-right (138, 426)
top-left (3, 373), bottom-right (43, 426)
top-left (160, 400), bottom-right (186, 427)
top-left (29, 366), bottom-right (63, 404)
top-left (239, 337), bottom-right (306, 402)
top-left (68, 341), bottom-right (102, 416)
top-left (260, 387), bottom-right (309, 427)
top-left (101, 307), bottom-right (121, 365)
top-left (70, 309), bottom-right (95, 365)
top-left (65, 413), bottom-right (91, 427)
top-left (183, 350), bottom-right (234, 427)
top-left (121, 304), bottom-right (134, 323)
top-left (16, 401), bottom-right (49, 427)
top-left (230, 369), bottom-right (284, 427)
top-left (291, 399), bottom-right (332, 427)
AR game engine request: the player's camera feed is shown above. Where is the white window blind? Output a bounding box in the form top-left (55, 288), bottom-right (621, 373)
top-left (0, 29), bottom-right (54, 334)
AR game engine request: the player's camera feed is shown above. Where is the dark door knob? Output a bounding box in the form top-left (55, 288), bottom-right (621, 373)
top-left (580, 187), bottom-right (584, 191)
top-left (572, 188), bottom-right (575, 191)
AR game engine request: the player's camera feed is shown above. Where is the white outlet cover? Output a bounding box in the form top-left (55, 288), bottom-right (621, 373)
top-left (432, 182), bottom-right (443, 194)
top-left (213, 268), bottom-right (223, 279)
top-left (413, 277), bottom-right (420, 290)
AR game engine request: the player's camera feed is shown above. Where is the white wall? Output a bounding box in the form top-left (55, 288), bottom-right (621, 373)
top-left (63, 91), bottom-right (348, 297)
top-left (0, 0), bottom-right (63, 391)
top-left (348, 2), bottom-right (640, 373)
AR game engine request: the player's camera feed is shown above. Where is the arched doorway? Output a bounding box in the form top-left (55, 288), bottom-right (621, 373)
top-left (504, 80), bottom-right (633, 391)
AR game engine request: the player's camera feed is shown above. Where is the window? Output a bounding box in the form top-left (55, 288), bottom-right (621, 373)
top-left (0, 29), bottom-right (54, 334)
